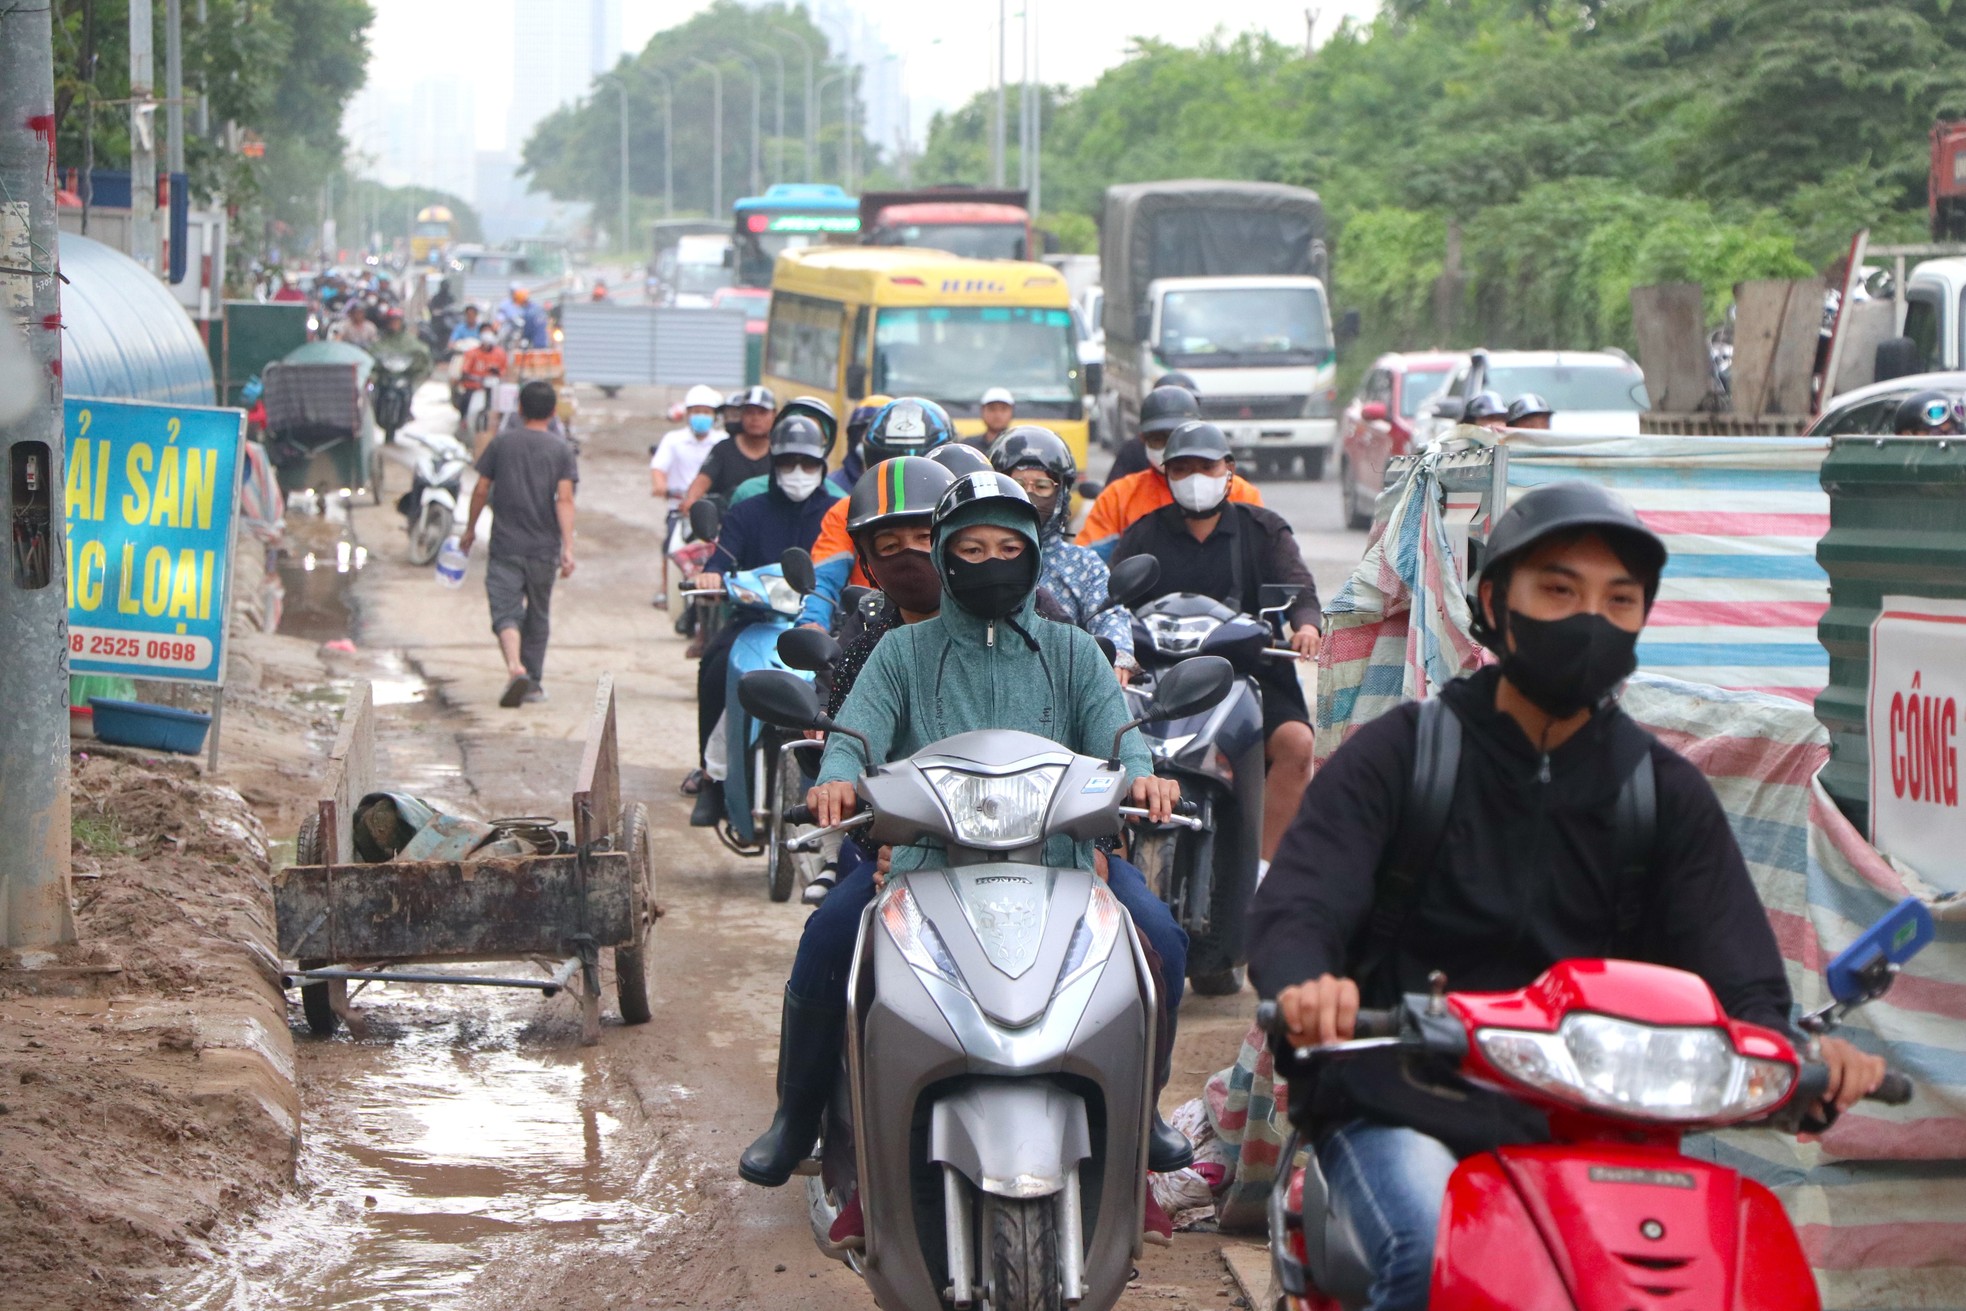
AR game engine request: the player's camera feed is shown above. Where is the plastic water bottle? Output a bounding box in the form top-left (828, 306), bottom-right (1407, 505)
top-left (435, 537), bottom-right (468, 589)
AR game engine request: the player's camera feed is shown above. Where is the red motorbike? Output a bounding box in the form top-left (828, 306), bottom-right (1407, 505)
top-left (1259, 896), bottom-right (1933, 1311)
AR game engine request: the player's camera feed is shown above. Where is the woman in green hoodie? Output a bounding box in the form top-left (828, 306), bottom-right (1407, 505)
top-left (738, 472), bottom-right (1191, 1242)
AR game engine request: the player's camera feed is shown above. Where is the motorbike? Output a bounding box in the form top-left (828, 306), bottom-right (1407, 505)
top-left (737, 654), bottom-right (1235, 1311)
top-left (1113, 568), bottom-right (1303, 996)
top-left (1258, 896), bottom-right (1933, 1311)
top-left (680, 535), bottom-right (820, 901)
top-left (395, 428), bottom-right (471, 566)
top-left (371, 351), bottom-right (417, 445)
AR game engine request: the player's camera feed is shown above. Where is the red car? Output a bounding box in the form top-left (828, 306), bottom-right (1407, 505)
top-left (1338, 350), bottom-right (1465, 529)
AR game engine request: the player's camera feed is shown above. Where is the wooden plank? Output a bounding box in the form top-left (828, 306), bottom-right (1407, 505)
top-left (572, 675), bottom-right (620, 849)
top-left (1731, 278), bottom-right (1827, 418)
top-left (273, 851), bottom-right (635, 960)
top-left (315, 680), bottom-right (375, 865)
top-left (1629, 283), bottom-right (1715, 414)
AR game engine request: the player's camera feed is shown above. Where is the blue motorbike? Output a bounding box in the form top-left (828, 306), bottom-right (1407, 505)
top-left (684, 549), bottom-right (823, 901)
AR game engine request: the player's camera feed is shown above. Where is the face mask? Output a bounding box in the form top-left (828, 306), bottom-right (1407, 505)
top-left (944, 552), bottom-right (1036, 620)
top-left (776, 468), bottom-right (823, 502)
top-left (1499, 610), bottom-right (1639, 719)
top-left (866, 548), bottom-right (942, 614)
top-left (1170, 472), bottom-right (1230, 515)
top-left (688, 412), bottom-right (714, 436)
top-left (1144, 442), bottom-right (1167, 470)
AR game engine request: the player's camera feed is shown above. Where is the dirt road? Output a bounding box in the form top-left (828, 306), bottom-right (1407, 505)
top-left (170, 388), bottom-right (1266, 1310)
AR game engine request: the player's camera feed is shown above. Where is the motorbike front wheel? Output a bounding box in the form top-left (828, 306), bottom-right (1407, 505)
top-left (408, 500), bottom-right (451, 565)
top-left (986, 1195), bottom-right (1063, 1311)
top-left (764, 745), bottom-right (796, 903)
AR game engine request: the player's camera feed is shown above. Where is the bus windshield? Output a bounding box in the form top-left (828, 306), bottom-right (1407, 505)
top-left (735, 210), bottom-right (860, 287)
top-left (874, 307), bottom-right (1079, 414)
top-left (878, 223), bottom-right (1027, 261)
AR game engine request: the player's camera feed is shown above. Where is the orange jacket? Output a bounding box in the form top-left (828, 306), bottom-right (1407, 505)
top-left (810, 495), bottom-right (870, 587)
top-left (1075, 468), bottom-right (1263, 555)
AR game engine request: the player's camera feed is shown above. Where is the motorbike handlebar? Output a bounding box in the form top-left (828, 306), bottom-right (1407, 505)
top-left (1254, 999), bottom-right (1402, 1043)
top-left (785, 803), bottom-right (815, 827)
top-left (1870, 1071), bottom-right (1915, 1106)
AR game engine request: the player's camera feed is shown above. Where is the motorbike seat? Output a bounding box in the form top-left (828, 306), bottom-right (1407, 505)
top-left (1295, 1151), bottom-right (1375, 1306)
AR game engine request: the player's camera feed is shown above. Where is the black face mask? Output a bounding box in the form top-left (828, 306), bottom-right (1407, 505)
top-left (944, 552), bottom-right (1036, 620)
top-left (1500, 610), bottom-right (1639, 719)
top-left (866, 548), bottom-right (942, 615)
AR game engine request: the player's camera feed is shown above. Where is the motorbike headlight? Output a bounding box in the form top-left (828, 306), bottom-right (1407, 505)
top-left (379, 354), bottom-right (410, 371)
top-left (763, 575), bottom-right (803, 616)
top-left (880, 883), bottom-right (967, 993)
top-left (1052, 882), bottom-right (1125, 997)
top-left (922, 763), bottom-right (1065, 849)
top-left (1145, 615), bottom-right (1220, 656)
top-left (727, 581), bottom-right (765, 606)
top-left (1477, 1015), bottom-right (1795, 1124)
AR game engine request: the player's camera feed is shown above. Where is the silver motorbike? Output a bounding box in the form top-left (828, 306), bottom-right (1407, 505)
top-left (737, 657), bottom-right (1234, 1311)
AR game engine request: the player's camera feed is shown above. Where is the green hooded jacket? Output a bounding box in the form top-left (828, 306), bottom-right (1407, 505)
top-left (818, 497), bottom-right (1154, 875)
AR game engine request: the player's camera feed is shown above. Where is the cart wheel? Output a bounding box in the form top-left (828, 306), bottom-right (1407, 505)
top-left (295, 815), bottom-right (341, 1037)
top-left (613, 801), bottom-right (656, 1025)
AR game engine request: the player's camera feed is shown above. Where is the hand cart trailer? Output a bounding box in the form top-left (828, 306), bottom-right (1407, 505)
top-left (274, 675), bottom-right (656, 1045)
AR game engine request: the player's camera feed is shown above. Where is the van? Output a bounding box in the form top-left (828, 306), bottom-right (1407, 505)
top-left (763, 247), bottom-right (1089, 464)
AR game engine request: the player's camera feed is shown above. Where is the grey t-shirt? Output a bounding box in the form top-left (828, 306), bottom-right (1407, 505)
top-left (477, 425), bottom-right (578, 560)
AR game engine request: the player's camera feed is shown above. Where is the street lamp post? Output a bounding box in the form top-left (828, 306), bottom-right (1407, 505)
top-left (751, 43), bottom-right (786, 185)
top-left (649, 69), bottom-right (674, 218)
top-left (993, 0), bottom-right (1006, 187)
top-left (608, 75), bottom-right (630, 255)
top-left (728, 53), bottom-right (763, 197)
top-left (690, 58), bottom-right (724, 218)
top-left (767, 29), bottom-right (815, 182)
top-left (815, 14), bottom-right (856, 191)
top-left (817, 70), bottom-right (842, 187)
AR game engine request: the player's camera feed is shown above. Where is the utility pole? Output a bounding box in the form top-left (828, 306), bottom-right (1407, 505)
top-left (1029, 2), bottom-right (1042, 218)
top-left (692, 59), bottom-right (723, 218)
top-left (165, 0), bottom-right (184, 177)
top-left (1018, 5), bottom-right (1030, 193)
top-left (770, 30), bottom-right (815, 183)
top-left (843, 67), bottom-right (856, 193)
top-left (651, 70), bottom-right (673, 218)
top-left (729, 54), bottom-right (762, 197)
top-left (0, 0), bottom-right (78, 948)
top-left (614, 78), bottom-right (630, 254)
top-left (130, 0), bottom-right (159, 272)
top-left (993, 0), bottom-right (1007, 187)
top-left (194, 0), bottom-right (209, 135)
top-left (752, 43), bottom-right (785, 185)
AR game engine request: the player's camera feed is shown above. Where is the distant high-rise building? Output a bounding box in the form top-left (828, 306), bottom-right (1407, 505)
top-left (507, 0), bottom-right (623, 154)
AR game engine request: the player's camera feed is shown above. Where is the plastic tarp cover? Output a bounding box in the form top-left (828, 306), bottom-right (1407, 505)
top-left (60, 231), bottom-right (216, 406)
top-left (1100, 180), bottom-right (1325, 344)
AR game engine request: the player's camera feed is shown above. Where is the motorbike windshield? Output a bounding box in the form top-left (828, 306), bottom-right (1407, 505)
top-left (873, 307), bottom-right (1080, 416)
top-left (1156, 286), bottom-right (1332, 368)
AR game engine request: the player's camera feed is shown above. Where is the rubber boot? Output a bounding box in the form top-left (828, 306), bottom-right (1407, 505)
top-left (689, 780), bottom-right (724, 828)
top-left (1145, 944), bottom-right (1194, 1175)
top-left (739, 988), bottom-right (847, 1187)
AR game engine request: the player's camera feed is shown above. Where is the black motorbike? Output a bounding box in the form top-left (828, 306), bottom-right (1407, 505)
top-left (1113, 568), bottom-right (1301, 996)
top-left (371, 351), bottom-right (417, 445)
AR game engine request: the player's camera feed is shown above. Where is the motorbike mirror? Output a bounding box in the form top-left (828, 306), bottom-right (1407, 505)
top-left (738, 670), bottom-right (823, 730)
top-left (1258, 583), bottom-right (1302, 615)
top-left (1106, 554), bottom-right (1160, 610)
top-left (1826, 896), bottom-right (1935, 1007)
top-left (1077, 478), bottom-right (1103, 501)
top-left (1094, 634), bottom-right (1117, 665)
top-left (776, 625), bottom-right (841, 673)
top-left (780, 546), bottom-right (817, 596)
top-left (688, 498), bottom-right (722, 543)
top-left (1110, 654), bottom-right (1235, 763)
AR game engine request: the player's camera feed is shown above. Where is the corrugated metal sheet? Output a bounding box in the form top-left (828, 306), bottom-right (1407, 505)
top-left (60, 231), bottom-right (215, 405)
top-left (561, 302), bottom-right (658, 387)
top-left (1815, 435), bottom-right (1966, 832)
top-left (652, 308), bottom-right (746, 388)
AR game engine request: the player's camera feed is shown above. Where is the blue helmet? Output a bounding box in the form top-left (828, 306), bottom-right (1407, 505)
top-left (863, 397), bottom-right (956, 462)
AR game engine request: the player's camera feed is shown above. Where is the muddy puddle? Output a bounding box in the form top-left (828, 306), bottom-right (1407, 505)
top-left (168, 991), bottom-right (685, 1309)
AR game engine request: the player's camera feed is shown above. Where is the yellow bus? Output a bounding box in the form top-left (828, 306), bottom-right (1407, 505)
top-left (763, 247), bottom-right (1089, 466)
top-left (411, 205), bottom-right (454, 265)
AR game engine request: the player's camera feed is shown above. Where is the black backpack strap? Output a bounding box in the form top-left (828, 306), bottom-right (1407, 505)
top-left (1355, 697), bottom-right (1462, 991)
top-left (1610, 744), bottom-right (1658, 951)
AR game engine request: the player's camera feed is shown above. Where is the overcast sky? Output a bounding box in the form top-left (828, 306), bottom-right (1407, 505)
top-left (360, 0), bottom-right (1382, 152)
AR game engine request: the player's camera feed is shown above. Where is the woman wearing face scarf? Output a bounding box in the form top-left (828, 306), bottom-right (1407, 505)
top-left (739, 472), bottom-right (1197, 1247)
top-left (1247, 482), bottom-right (1880, 1311)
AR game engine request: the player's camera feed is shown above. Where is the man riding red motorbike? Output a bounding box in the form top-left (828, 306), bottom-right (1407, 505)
top-left (1247, 481), bottom-right (1883, 1311)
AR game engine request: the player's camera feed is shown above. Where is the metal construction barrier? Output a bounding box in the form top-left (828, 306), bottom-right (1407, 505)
top-left (558, 302), bottom-right (747, 391)
top-left (1814, 434), bottom-right (1966, 835)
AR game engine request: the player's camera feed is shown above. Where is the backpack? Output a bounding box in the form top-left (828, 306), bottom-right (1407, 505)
top-left (1353, 697), bottom-right (1657, 994)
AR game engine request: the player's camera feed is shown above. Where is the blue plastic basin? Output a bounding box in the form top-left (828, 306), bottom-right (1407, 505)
top-left (88, 697), bottom-right (212, 755)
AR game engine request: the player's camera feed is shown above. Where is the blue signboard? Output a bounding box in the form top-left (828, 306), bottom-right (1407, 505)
top-left (63, 398), bottom-right (244, 685)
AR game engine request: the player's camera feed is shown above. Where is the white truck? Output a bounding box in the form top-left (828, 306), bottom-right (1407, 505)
top-left (1098, 181), bottom-right (1350, 479)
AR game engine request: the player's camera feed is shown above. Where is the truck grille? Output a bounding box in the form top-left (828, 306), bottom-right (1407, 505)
top-left (1198, 395), bottom-right (1305, 422)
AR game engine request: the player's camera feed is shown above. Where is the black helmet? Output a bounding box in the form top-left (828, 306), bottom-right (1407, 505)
top-left (846, 457), bottom-right (954, 537)
top-left (775, 395), bottom-right (839, 457)
top-left (723, 390), bottom-right (746, 410)
top-left (1894, 390), bottom-right (1961, 434)
top-left (1152, 370), bottom-right (1200, 394)
top-left (768, 414), bottom-right (830, 464)
top-left (932, 470), bottom-right (1042, 540)
top-left (1464, 391), bottom-right (1508, 423)
top-left (1505, 393), bottom-right (1554, 425)
top-left (1161, 420), bottom-right (1234, 465)
top-left (1470, 481), bottom-right (1668, 647)
top-left (864, 396), bottom-right (956, 461)
top-left (723, 390), bottom-right (747, 434)
top-left (737, 384), bottom-right (777, 410)
top-left (926, 443), bottom-right (992, 476)
top-left (1140, 385), bottom-right (1203, 436)
top-left (989, 425), bottom-right (1079, 485)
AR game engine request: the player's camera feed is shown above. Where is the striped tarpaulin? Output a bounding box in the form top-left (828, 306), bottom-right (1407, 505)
top-left (1502, 433), bottom-right (1832, 702)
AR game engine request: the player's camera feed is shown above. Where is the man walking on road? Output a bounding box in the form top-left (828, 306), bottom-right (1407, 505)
top-left (459, 381), bottom-right (578, 707)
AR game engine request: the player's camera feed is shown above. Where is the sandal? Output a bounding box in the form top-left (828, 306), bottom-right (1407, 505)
top-left (680, 767), bottom-right (706, 796)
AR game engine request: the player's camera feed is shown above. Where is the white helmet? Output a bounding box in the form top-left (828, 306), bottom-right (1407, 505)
top-left (684, 384), bottom-right (724, 410)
